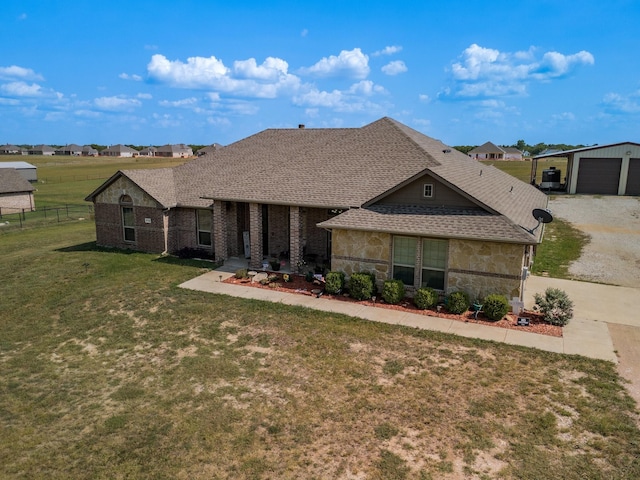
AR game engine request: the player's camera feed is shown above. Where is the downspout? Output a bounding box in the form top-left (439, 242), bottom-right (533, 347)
top-left (162, 208), bottom-right (170, 255)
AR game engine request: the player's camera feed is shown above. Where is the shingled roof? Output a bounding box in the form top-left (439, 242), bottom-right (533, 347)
top-left (0, 168), bottom-right (35, 194)
top-left (86, 117), bottom-right (548, 243)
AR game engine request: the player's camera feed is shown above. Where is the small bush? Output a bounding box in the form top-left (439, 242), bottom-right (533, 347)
top-left (534, 287), bottom-right (574, 326)
top-left (482, 294), bottom-right (509, 321)
top-left (382, 279), bottom-right (405, 305)
top-left (234, 268), bottom-right (248, 279)
top-left (325, 271), bottom-right (346, 294)
top-left (447, 291), bottom-right (470, 314)
top-left (349, 272), bottom-right (375, 300)
top-left (414, 287), bottom-right (438, 310)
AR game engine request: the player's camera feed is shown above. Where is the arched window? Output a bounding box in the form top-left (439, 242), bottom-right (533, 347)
top-left (120, 195), bottom-right (135, 242)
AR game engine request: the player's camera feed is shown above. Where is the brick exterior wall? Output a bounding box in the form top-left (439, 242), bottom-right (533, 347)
top-left (267, 204), bottom-right (289, 257)
top-left (249, 203), bottom-right (263, 270)
top-left (0, 192), bottom-right (35, 213)
top-left (94, 203), bottom-right (166, 252)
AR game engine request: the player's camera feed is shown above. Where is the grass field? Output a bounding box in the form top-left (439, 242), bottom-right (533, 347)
top-left (480, 158), bottom-right (567, 185)
top-left (2, 155), bottom-right (635, 479)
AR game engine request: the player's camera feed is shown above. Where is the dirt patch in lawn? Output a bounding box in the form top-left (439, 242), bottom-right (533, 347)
top-left (224, 273), bottom-right (562, 338)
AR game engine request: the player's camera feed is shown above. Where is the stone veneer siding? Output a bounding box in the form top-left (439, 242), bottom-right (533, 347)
top-left (446, 239), bottom-right (525, 300)
top-left (330, 228), bottom-right (527, 299)
top-left (330, 229), bottom-right (391, 287)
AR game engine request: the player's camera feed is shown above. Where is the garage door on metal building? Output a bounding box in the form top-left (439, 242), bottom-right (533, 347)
top-left (576, 158), bottom-right (622, 194)
top-left (626, 158), bottom-right (640, 195)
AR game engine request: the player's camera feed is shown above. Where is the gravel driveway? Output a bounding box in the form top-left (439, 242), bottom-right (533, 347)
top-left (547, 195), bottom-right (640, 288)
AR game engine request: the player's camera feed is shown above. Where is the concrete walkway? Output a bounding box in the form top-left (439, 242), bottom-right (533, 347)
top-left (180, 270), bottom-right (620, 363)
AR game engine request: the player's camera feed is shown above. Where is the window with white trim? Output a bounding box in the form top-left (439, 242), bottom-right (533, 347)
top-left (392, 236), bottom-right (417, 285)
top-left (421, 238), bottom-right (447, 290)
top-left (423, 183), bottom-right (434, 198)
top-left (196, 209), bottom-right (212, 246)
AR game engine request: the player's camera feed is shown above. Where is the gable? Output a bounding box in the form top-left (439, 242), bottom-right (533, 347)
top-left (93, 175), bottom-right (162, 208)
top-left (369, 173), bottom-right (479, 209)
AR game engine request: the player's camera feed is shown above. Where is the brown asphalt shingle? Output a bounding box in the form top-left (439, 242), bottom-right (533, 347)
top-left (86, 117), bottom-right (548, 243)
top-left (0, 168), bottom-right (35, 194)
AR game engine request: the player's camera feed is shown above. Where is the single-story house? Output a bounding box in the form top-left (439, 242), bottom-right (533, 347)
top-left (82, 145), bottom-right (99, 157)
top-left (156, 144), bottom-right (193, 158)
top-left (28, 145), bottom-right (55, 156)
top-left (100, 144), bottom-right (139, 157)
top-left (0, 144), bottom-right (22, 155)
top-left (86, 118), bottom-right (548, 300)
top-left (139, 146), bottom-right (158, 157)
top-left (532, 142), bottom-right (640, 195)
top-left (55, 144), bottom-right (83, 156)
top-left (0, 168), bottom-right (36, 214)
top-left (196, 144), bottom-right (223, 156)
top-left (468, 142), bottom-right (523, 161)
top-left (0, 161), bottom-right (37, 182)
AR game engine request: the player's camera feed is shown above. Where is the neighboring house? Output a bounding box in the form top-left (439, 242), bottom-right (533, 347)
top-left (82, 145), bottom-right (99, 157)
top-left (0, 161), bottom-right (37, 182)
top-left (468, 142), bottom-right (523, 161)
top-left (0, 168), bottom-right (36, 214)
top-left (0, 144), bottom-right (21, 155)
top-left (100, 144), bottom-right (139, 157)
top-left (196, 144), bottom-right (223, 156)
top-left (533, 142), bottom-right (640, 195)
top-left (55, 144), bottom-right (83, 156)
top-left (86, 118), bottom-right (548, 300)
top-left (139, 146), bottom-right (158, 157)
top-left (156, 144), bottom-right (193, 158)
top-left (28, 145), bottom-right (56, 156)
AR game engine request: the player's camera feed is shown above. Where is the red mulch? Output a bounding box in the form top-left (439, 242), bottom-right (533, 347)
top-left (224, 272), bottom-right (562, 338)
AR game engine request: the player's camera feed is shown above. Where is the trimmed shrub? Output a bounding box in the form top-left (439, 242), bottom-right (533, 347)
top-left (234, 268), bottom-right (248, 279)
top-left (325, 271), bottom-right (346, 295)
top-left (447, 291), bottom-right (470, 314)
top-left (349, 272), bottom-right (375, 300)
top-left (482, 294), bottom-right (510, 321)
top-left (382, 279), bottom-right (405, 305)
top-left (534, 288), bottom-right (574, 326)
top-left (414, 287), bottom-right (438, 310)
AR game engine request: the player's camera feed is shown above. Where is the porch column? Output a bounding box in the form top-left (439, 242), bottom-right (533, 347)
top-left (226, 202), bottom-right (239, 257)
top-left (249, 202), bottom-right (263, 270)
top-left (212, 201), bottom-right (228, 263)
top-left (289, 206), bottom-right (303, 274)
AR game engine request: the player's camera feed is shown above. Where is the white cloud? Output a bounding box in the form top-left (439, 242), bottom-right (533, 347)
top-left (602, 91), bottom-right (640, 114)
top-left (119, 73), bottom-right (142, 81)
top-left (299, 48), bottom-right (370, 79)
top-left (442, 43), bottom-right (595, 99)
top-left (0, 65), bottom-right (44, 81)
top-left (0, 81), bottom-right (42, 97)
top-left (293, 80), bottom-right (385, 113)
top-left (147, 54), bottom-right (300, 98)
top-left (94, 96), bottom-right (142, 111)
top-left (159, 97), bottom-right (198, 107)
top-left (381, 60), bottom-right (407, 75)
top-left (372, 45), bottom-right (402, 57)
top-left (137, 93), bottom-right (152, 99)
top-left (551, 112), bottom-right (576, 121)
top-left (419, 94), bottom-right (430, 103)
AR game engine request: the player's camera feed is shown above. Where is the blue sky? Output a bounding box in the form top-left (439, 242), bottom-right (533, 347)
top-left (1, 0), bottom-right (639, 147)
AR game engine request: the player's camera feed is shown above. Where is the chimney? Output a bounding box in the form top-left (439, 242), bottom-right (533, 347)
top-left (298, 124), bottom-right (305, 129)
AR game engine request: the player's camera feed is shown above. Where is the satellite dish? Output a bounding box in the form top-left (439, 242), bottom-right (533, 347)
top-left (532, 208), bottom-right (553, 224)
top-left (522, 208), bottom-right (553, 235)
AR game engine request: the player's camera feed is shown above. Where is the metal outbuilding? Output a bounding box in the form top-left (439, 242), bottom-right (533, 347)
top-left (532, 142), bottom-right (640, 195)
top-left (0, 161), bottom-right (38, 182)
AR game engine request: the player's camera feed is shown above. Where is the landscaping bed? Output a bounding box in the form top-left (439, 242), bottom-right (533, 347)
top-left (224, 271), bottom-right (563, 337)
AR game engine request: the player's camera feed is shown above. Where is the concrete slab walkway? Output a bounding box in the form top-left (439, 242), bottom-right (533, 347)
top-left (179, 270), bottom-right (618, 363)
